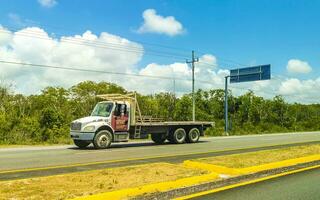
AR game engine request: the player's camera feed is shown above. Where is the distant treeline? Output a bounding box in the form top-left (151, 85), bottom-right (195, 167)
top-left (0, 81), bottom-right (319, 144)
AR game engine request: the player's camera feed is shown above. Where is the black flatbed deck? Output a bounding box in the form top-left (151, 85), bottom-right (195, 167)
top-left (135, 121), bottom-right (214, 127)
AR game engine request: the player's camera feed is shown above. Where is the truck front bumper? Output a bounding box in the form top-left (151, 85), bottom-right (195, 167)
top-left (70, 131), bottom-right (95, 141)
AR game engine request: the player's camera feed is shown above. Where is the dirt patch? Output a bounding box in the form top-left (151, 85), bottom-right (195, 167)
top-left (0, 162), bottom-right (207, 200)
top-left (195, 144), bottom-right (320, 168)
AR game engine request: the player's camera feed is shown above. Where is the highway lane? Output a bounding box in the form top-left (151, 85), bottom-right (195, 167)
top-left (0, 132), bottom-right (319, 172)
top-left (190, 166), bottom-right (320, 200)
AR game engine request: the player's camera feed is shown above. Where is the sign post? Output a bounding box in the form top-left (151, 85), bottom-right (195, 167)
top-left (225, 76), bottom-right (229, 135)
top-left (225, 64), bottom-right (271, 134)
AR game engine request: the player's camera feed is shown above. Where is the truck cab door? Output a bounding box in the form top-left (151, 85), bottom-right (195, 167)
top-left (111, 103), bottom-right (129, 132)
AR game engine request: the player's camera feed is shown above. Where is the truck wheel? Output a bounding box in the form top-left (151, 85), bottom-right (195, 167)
top-left (172, 128), bottom-right (186, 144)
top-left (73, 140), bottom-right (91, 149)
top-left (93, 130), bottom-right (112, 149)
top-left (151, 133), bottom-right (166, 144)
top-left (186, 128), bottom-right (200, 143)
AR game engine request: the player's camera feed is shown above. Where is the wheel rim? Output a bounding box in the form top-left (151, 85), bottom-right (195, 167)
top-left (175, 129), bottom-right (186, 142)
top-left (189, 128), bottom-right (199, 141)
top-left (98, 134), bottom-right (109, 147)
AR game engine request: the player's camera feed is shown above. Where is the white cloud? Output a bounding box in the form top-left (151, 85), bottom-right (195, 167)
top-left (137, 9), bottom-right (184, 36)
top-left (0, 26), bottom-right (143, 94)
top-left (0, 26), bottom-right (220, 96)
top-left (38, 0), bottom-right (57, 8)
top-left (0, 25), bottom-right (12, 46)
top-left (287, 59), bottom-right (312, 74)
top-left (276, 78), bottom-right (320, 103)
top-left (278, 78), bottom-right (320, 95)
top-left (278, 79), bottom-right (302, 95)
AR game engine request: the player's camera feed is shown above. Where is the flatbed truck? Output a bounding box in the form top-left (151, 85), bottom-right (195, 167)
top-left (70, 93), bottom-right (214, 149)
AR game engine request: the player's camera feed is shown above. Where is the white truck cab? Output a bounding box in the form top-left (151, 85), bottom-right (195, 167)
top-left (70, 100), bottom-right (131, 148)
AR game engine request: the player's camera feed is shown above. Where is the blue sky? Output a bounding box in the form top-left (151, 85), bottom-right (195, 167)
top-left (0, 0), bottom-right (319, 102)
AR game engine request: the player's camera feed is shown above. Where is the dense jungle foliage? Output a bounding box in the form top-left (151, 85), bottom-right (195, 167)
top-left (0, 81), bottom-right (319, 144)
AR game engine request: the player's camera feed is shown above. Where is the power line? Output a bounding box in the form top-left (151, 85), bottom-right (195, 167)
top-left (0, 28), bottom-right (190, 60)
top-left (0, 60), bottom-right (318, 102)
top-left (0, 60), bottom-right (180, 80)
top-left (0, 60), bottom-right (218, 85)
top-left (3, 22), bottom-right (259, 68)
top-left (196, 50), bottom-right (248, 67)
top-left (198, 61), bottom-right (219, 68)
top-left (0, 59), bottom-right (242, 87)
top-left (0, 59), bottom-right (271, 92)
top-left (0, 25), bottom-right (253, 67)
top-left (1, 23), bottom-right (193, 55)
top-left (1, 25), bottom-right (262, 73)
top-left (0, 58), bottom-right (231, 87)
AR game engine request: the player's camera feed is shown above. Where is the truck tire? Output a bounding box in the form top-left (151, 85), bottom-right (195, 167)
top-left (73, 140), bottom-right (91, 149)
top-left (93, 130), bottom-right (112, 149)
top-left (151, 133), bottom-right (166, 144)
top-left (172, 128), bottom-right (186, 144)
top-left (186, 128), bottom-right (200, 143)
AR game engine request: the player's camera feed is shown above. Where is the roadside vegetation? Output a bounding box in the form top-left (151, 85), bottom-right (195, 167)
top-left (0, 81), bottom-right (319, 145)
top-left (0, 162), bottom-right (207, 200)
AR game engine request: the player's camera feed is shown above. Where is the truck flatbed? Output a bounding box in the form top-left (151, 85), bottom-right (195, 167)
top-left (135, 121), bottom-right (214, 127)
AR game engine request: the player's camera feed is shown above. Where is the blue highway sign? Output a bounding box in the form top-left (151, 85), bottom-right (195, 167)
top-left (230, 64), bottom-right (271, 83)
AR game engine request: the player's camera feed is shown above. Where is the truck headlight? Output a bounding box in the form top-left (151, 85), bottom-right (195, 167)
top-left (83, 125), bottom-right (95, 132)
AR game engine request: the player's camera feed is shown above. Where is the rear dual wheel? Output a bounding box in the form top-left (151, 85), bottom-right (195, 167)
top-left (151, 133), bottom-right (167, 144)
top-left (168, 127), bottom-right (200, 144)
top-left (170, 128), bottom-right (187, 144)
top-left (186, 128), bottom-right (200, 143)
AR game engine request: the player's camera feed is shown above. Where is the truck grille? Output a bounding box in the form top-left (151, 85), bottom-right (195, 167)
top-left (70, 122), bottom-right (82, 131)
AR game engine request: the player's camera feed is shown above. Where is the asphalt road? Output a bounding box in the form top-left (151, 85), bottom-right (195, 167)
top-left (0, 132), bottom-right (319, 172)
top-left (190, 167), bottom-right (320, 200)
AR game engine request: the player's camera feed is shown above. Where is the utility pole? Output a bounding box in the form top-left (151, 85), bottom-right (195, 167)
top-left (173, 78), bottom-right (176, 97)
top-left (224, 76), bottom-right (230, 136)
top-left (173, 78), bottom-right (176, 121)
top-left (186, 50), bottom-right (199, 122)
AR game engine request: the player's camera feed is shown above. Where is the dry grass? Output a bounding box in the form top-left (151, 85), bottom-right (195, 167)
top-left (0, 145), bottom-right (29, 148)
top-left (0, 163), bottom-right (207, 200)
top-left (196, 144), bottom-right (320, 168)
top-left (0, 144), bottom-right (61, 148)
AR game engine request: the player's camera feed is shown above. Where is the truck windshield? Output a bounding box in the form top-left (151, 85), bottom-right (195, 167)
top-left (91, 102), bottom-right (113, 117)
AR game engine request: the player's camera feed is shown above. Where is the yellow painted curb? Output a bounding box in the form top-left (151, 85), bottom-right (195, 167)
top-left (184, 154), bottom-right (320, 175)
top-left (175, 164), bottom-right (320, 200)
top-left (239, 154), bottom-right (320, 174)
top-left (183, 160), bottom-right (242, 175)
top-left (72, 173), bottom-right (219, 200)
